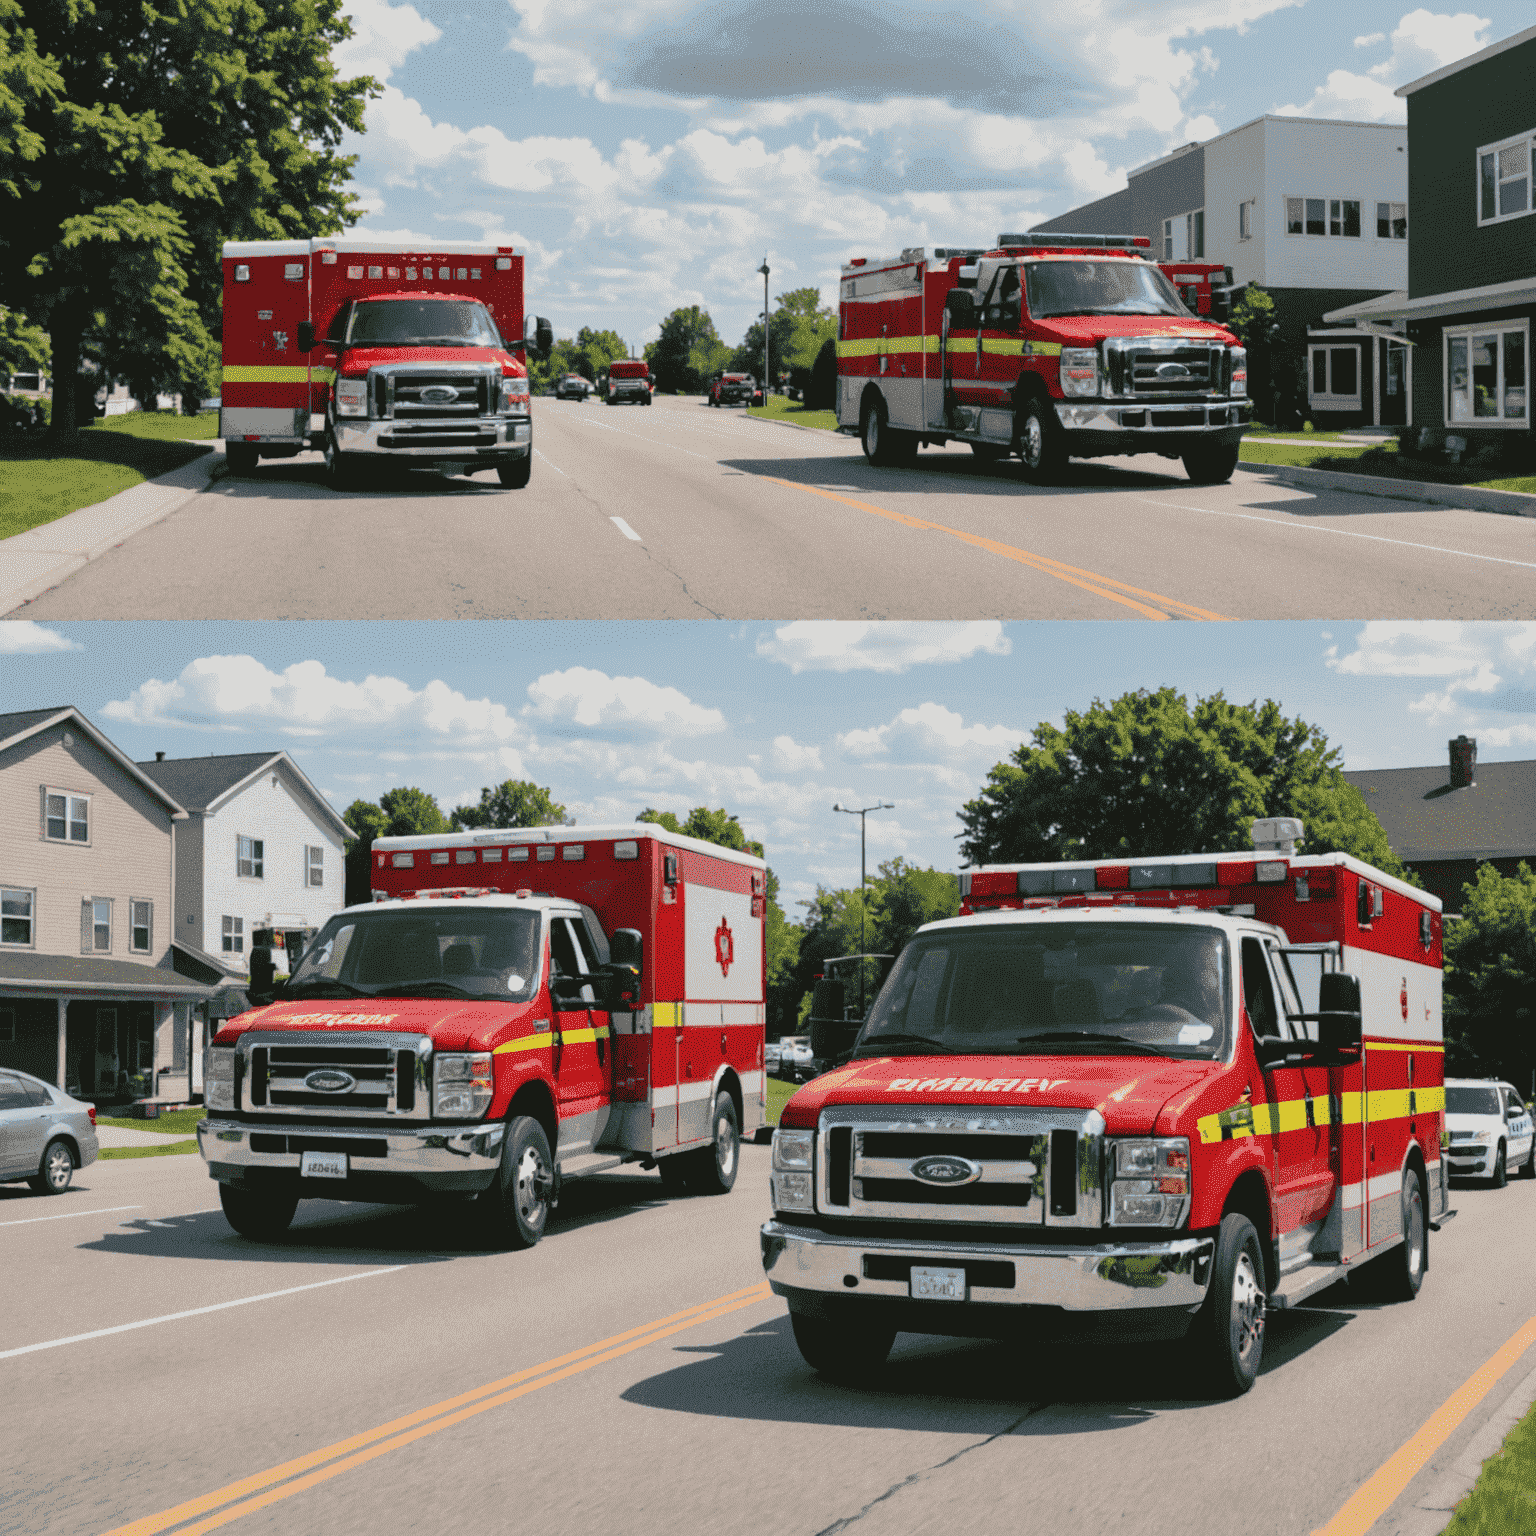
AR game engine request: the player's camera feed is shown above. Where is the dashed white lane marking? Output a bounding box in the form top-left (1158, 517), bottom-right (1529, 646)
top-left (533, 448), bottom-right (566, 476)
top-left (0, 1266), bottom-right (404, 1360)
top-left (0, 1203), bottom-right (142, 1228)
top-left (564, 415), bottom-right (711, 458)
top-left (1136, 496), bottom-right (1536, 571)
top-left (610, 516), bottom-right (643, 542)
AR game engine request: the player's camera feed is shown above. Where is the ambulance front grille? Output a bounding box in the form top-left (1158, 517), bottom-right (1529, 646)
top-left (235, 1031), bottom-right (431, 1119)
top-left (1103, 338), bottom-right (1229, 399)
top-left (374, 370), bottom-right (494, 420)
top-left (816, 1105), bottom-right (1104, 1228)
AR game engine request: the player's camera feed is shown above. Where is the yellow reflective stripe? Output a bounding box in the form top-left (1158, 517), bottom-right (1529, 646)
top-left (222, 365), bottom-right (312, 383)
top-left (654, 1002), bottom-right (680, 1030)
top-left (836, 339), bottom-right (880, 358)
top-left (1366, 1042), bottom-right (1445, 1053)
top-left (941, 338), bottom-right (1062, 356)
top-left (1197, 1081), bottom-right (1443, 1144)
top-left (1414, 1085), bottom-right (1445, 1112)
top-left (312, 367), bottom-right (336, 385)
top-left (836, 336), bottom-right (938, 359)
top-left (494, 1033), bottom-right (552, 1055)
top-left (557, 1026), bottom-right (608, 1046)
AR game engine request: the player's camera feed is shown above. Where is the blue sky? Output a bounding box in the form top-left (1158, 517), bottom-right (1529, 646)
top-left (328, 2), bottom-right (1529, 353)
top-left (5, 620), bottom-right (1535, 914)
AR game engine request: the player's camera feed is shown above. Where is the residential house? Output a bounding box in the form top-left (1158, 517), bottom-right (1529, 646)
top-left (134, 751), bottom-right (352, 1022)
top-left (1343, 736), bottom-right (1536, 914)
top-left (1033, 116), bottom-right (1411, 427)
top-left (0, 708), bottom-right (218, 1103)
top-left (1326, 24), bottom-right (1535, 465)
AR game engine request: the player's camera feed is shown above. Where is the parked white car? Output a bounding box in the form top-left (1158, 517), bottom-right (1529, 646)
top-left (780, 1036), bottom-right (815, 1082)
top-left (764, 1039), bottom-right (783, 1076)
top-left (1445, 1078), bottom-right (1534, 1186)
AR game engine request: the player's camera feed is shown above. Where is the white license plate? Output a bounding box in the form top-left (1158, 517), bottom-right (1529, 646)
top-left (911, 1266), bottom-right (966, 1302)
top-left (300, 1150), bottom-right (348, 1180)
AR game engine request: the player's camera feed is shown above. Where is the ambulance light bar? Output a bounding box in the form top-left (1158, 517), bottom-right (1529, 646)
top-left (964, 855), bottom-right (1297, 902)
top-left (997, 233), bottom-right (1152, 251)
top-left (397, 886), bottom-right (497, 901)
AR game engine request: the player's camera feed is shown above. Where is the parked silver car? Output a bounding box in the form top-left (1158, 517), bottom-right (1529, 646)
top-left (779, 1036), bottom-right (815, 1081)
top-left (0, 1069), bottom-right (99, 1194)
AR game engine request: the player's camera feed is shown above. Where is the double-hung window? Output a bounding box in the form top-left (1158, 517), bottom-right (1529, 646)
top-left (307, 846), bottom-right (325, 887)
top-left (237, 835), bottom-right (263, 879)
top-left (45, 790), bottom-right (89, 843)
top-left (1, 888), bottom-right (34, 946)
top-left (223, 915), bottom-right (244, 954)
top-left (130, 900), bottom-right (152, 953)
top-left (1478, 132), bottom-right (1534, 225)
top-left (1446, 322), bottom-right (1528, 427)
top-left (82, 897), bottom-right (111, 953)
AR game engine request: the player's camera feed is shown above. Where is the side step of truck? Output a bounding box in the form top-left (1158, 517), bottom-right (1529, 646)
top-left (1268, 1260), bottom-right (1351, 1310)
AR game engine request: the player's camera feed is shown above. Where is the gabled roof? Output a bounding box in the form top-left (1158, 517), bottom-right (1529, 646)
top-left (1397, 23), bottom-right (1536, 97)
top-left (0, 707), bottom-right (187, 816)
top-left (136, 751), bottom-right (352, 841)
top-left (0, 952), bottom-right (219, 998)
top-left (1343, 759), bottom-right (1536, 863)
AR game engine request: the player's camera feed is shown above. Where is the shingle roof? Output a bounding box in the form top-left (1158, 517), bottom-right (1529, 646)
top-left (135, 752), bottom-right (283, 811)
top-left (0, 952), bottom-right (220, 997)
top-left (0, 706), bottom-right (73, 742)
top-left (1344, 759), bottom-right (1536, 863)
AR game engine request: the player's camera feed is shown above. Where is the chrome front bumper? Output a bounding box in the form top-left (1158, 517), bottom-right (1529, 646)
top-left (333, 416), bottom-right (531, 459)
top-left (1056, 401), bottom-right (1250, 434)
top-left (760, 1220), bottom-right (1213, 1311)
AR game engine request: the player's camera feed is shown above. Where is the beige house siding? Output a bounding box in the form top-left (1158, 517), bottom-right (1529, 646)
top-left (0, 722), bottom-right (176, 964)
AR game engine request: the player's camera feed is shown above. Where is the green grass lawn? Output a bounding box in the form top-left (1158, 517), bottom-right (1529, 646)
top-left (1239, 438), bottom-right (1536, 494)
top-left (747, 395), bottom-right (839, 432)
top-left (0, 412), bottom-right (218, 540)
top-left (1243, 424), bottom-right (1353, 441)
top-left (99, 1139), bottom-right (199, 1160)
top-left (1442, 1398), bottom-right (1536, 1535)
top-left (97, 1107), bottom-right (207, 1136)
top-left (766, 1076), bottom-right (796, 1126)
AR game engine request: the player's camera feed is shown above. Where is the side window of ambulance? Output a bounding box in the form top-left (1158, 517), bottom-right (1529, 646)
top-left (551, 917), bottom-right (596, 1003)
top-left (326, 301), bottom-right (353, 344)
top-left (578, 904), bottom-right (610, 966)
top-left (1240, 936), bottom-right (1281, 1039)
top-left (1265, 940), bottom-right (1304, 1033)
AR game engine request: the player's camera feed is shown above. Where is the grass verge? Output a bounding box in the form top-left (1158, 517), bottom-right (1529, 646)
top-left (99, 1139), bottom-right (199, 1160)
top-left (747, 396), bottom-right (839, 432)
top-left (1, 413), bottom-right (218, 540)
top-left (97, 1108), bottom-right (207, 1137)
top-left (1243, 425), bottom-right (1353, 441)
top-left (1443, 1397), bottom-right (1536, 1534)
top-left (766, 1076), bottom-right (796, 1126)
top-left (1239, 438), bottom-right (1536, 495)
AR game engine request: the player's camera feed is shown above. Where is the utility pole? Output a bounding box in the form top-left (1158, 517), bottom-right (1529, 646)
top-left (833, 799), bottom-right (894, 1013)
top-left (757, 256), bottom-right (770, 398)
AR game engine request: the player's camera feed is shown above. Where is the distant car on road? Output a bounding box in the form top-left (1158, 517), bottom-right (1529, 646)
top-left (778, 1036), bottom-right (814, 1081)
top-left (709, 373), bottom-right (755, 407)
top-left (606, 359), bottom-right (652, 406)
top-left (554, 374), bottom-right (592, 401)
top-left (0, 1069), bottom-right (98, 1194)
top-left (764, 1039), bottom-right (783, 1076)
top-left (1446, 1077), bottom-right (1534, 1185)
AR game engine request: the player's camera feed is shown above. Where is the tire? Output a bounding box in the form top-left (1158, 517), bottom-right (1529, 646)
top-left (219, 1182), bottom-right (298, 1241)
top-left (225, 443), bottom-right (259, 476)
top-left (1182, 443), bottom-right (1241, 484)
top-left (474, 1115), bottom-right (554, 1249)
top-left (1190, 1213), bottom-right (1266, 1397)
top-left (497, 456), bottom-right (532, 489)
top-left (29, 1138), bottom-right (74, 1196)
top-left (688, 1093), bottom-right (739, 1195)
top-left (789, 1309), bottom-right (895, 1384)
top-left (1017, 398), bottom-right (1066, 484)
top-left (1382, 1170), bottom-right (1427, 1301)
top-left (322, 428), bottom-right (355, 490)
top-left (860, 395), bottom-right (893, 465)
top-left (1491, 1141), bottom-right (1507, 1188)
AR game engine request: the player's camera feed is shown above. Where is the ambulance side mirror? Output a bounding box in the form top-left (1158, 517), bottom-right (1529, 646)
top-left (248, 946), bottom-right (279, 1008)
top-left (945, 290), bottom-right (976, 328)
top-left (1209, 286), bottom-right (1237, 322)
top-left (297, 321), bottom-right (315, 354)
top-left (605, 928), bottom-right (643, 1008)
top-left (809, 978), bottom-right (857, 1064)
top-left (521, 315), bottom-right (553, 358)
top-left (1315, 972), bottom-right (1363, 1056)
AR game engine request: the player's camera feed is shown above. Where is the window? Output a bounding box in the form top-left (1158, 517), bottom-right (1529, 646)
top-left (307, 846), bottom-right (325, 887)
top-left (223, 915), bottom-right (244, 953)
top-left (1478, 133), bottom-right (1534, 224)
top-left (1287, 197), bottom-right (1361, 237)
top-left (1187, 209), bottom-right (1204, 259)
top-left (81, 897), bottom-right (111, 953)
top-left (1162, 210), bottom-right (1203, 261)
top-left (1309, 344), bottom-right (1361, 406)
top-left (1446, 322), bottom-right (1528, 427)
top-left (1239, 200), bottom-right (1253, 240)
top-left (1328, 199), bottom-right (1361, 237)
top-left (130, 900), bottom-right (152, 953)
top-left (1, 887), bottom-right (34, 946)
top-left (1377, 201), bottom-right (1407, 239)
top-left (237, 835), bottom-right (263, 879)
top-left (45, 790), bottom-right (89, 843)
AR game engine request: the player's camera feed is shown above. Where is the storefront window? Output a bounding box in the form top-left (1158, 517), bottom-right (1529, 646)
top-left (1446, 323), bottom-right (1529, 425)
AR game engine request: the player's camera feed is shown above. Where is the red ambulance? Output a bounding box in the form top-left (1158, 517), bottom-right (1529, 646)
top-left (219, 237), bottom-right (552, 488)
top-left (197, 823), bottom-right (768, 1247)
top-left (764, 818), bottom-right (1448, 1395)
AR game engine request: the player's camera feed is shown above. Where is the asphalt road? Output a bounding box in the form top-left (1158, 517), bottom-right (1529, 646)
top-left (13, 396), bottom-right (1536, 619)
top-left (5, 1149), bottom-right (1536, 1536)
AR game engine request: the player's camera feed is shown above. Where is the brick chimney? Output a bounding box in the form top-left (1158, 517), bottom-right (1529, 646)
top-left (155, 750), bottom-right (165, 761)
top-left (1448, 734), bottom-right (1477, 789)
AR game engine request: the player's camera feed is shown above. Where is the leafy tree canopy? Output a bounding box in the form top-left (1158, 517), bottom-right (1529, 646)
top-left (647, 306), bottom-right (721, 394)
top-left (1444, 862), bottom-right (1536, 1083)
top-left (958, 687), bottom-right (1401, 875)
top-left (0, 303), bottom-right (49, 373)
top-left (1228, 283), bottom-right (1281, 354)
top-left (377, 785), bottom-right (450, 838)
top-left (451, 779), bottom-right (568, 831)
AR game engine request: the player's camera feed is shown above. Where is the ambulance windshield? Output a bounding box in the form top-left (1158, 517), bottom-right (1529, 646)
top-left (285, 906), bottom-right (541, 1001)
top-left (346, 298), bottom-right (502, 348)
top-left (857, 922), bottom-right (1230, 1059)
top-left (1026, 260), bottom-right (1188, 319)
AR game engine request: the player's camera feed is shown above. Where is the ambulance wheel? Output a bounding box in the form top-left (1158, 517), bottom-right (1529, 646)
top-left (322, 430), bottom-right (355, 490)
top-left (1191, 1213), bottom-right (1265, 1397)
top-left (789, 1309), bottom-right (895, 1383)
top-left (1490, 1141), bottom-right (1507, 1187)
top-left (1017, 399), bottom-right (1065, 484)
top-left (219, 1183), bottom-right (297, 1242)
top-left (1183, 443), bottom-right (1240, 484)
top-left (860, 396), bottom-right (898, 466)
top-left (690, 1093), bottom-right (739, 1195)
top-left (1381, 1169), bottom-right (1427, 1301)
top-left (497, 457), bottom-right (531, 489)
top-left (225, 443), bottom-right (258, 476)
top-left (476, 1115), bottom-right (553, 1249)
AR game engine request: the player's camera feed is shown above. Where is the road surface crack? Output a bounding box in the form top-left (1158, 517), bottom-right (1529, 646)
top-left (810, 1405), bottom-right (1044, 1535)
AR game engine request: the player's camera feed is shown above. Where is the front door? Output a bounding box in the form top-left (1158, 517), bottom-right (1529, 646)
top-left (547, 914), bottom-right (612, 1158)
top-left (1382, 341), bottom-right (1408, 427)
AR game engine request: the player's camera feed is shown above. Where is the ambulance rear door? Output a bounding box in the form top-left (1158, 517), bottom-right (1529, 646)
top-left (220, 243), bottom-right (312, 444)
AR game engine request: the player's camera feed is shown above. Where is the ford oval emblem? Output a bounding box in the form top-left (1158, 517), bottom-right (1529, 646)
top-left (421, 385), bottom-right (458, 404)
top-left (305, 1069), bottom-right (355, 1093)
top-left (910, 1155), bottom-right (982, 1187)
top-left (1155, 362), bottom-right (1190, 379)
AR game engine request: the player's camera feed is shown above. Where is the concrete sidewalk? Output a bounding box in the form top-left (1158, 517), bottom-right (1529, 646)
top-left (94, 1122), bottom-right (200, 1149)
top-left (0, 448), bottom-right (221, 615)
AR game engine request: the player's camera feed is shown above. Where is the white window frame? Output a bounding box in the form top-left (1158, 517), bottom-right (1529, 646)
top-left (129, 898), bottom-right (153, 954)
top-left (307, 845), bottom-right (325, 888)
top-left (1444, 320), bottom-right (1530, 430)
top-left (1163, 209), bottom-right (1204, 261)
top-left (43, 787), bottom-right (90, 844)
top-left (237, 834), bottom-right (264, 880)
top-left (1309, 343), bottom-right (1363, 408)
top-left (86, 896), bottom-right (112, 954)
top-left (1238, 200), bottom-right (1254, 241)
top-left (1376, 200), bottom-right (1408, 240)
top-left (1476, 130), bottom-right (1535, 227)
top-left (1284, 195), bottom-right (1361, 239)
top-left (1, 886), bottom-right (35, 948)
top-left (222, 914), bottom-right (244, 954)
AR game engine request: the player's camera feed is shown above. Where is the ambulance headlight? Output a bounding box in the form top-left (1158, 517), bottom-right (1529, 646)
top-left (771, 1128), bottom-right (815, 1212)
top-left (335, 377), bottom-right (368, 418)
top-left (433, 1053), bottom-right (494, 1118)
top-left (499, 375), bottom-right (531, 414)
top-left (1060, 347), bottom-right (1099, 398)
top-left (205, 1047), bottom-right (236, 1111)
top-left (1228, 347), bottom-right (1248, 397)
top-left (1107, 1137), bottom-right (1190, 1227)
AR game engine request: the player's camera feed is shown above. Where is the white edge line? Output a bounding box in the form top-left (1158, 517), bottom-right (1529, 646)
top-left (610, 516), bottom-right (643, 542)
top-left (0, 1203), bottom-right (143, 1228)
top-left (0, 1266), bottom-right (404, 1360)
top-left (533, 448), bottom-right (566, 477)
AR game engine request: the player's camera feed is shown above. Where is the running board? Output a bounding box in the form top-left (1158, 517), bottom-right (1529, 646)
top-left (1268, 1260), bottom-right (1350, 1310)
top-left (557, 1151), bottom-right (626, 1180)
top-left (1430, 1207), bottom-right (1457, 1231)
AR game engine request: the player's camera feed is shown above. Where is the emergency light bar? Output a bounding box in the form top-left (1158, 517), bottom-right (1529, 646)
top-left (997, 233), bottom-right (1152, 251)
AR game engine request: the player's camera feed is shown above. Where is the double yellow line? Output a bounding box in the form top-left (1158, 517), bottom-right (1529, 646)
top-left (106, 1282), bottom-right (772, 1536)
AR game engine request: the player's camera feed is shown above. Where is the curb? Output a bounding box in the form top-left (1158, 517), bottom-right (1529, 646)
top-left (0, 447), bottom-right (220, 614)
top-left (1236, 458), bottom-right (1536, 517)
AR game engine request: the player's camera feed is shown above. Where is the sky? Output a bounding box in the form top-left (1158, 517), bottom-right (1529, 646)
top-left (5, 619), bottom-right (1536, 915)
top-left (327, 1), bottom-right (1530, 354)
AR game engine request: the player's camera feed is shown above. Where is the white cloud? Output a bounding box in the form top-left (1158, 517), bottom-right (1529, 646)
top-left (334, 0), bottom-right (441, 82)
top-left (839, 702), bottom-right (1024, 763)
top-left (524, 666), bottom-right (726, 735)
top-left (756, 621), bottom-right (1011, 674)
top-left (1353, 31), bottom-right (1386, 46)
top-left (0, 622), bottom-right (80, 654)
top-left (771, 735), bottom-right (824, 772)
top-left (1327, 622), bottom-right (1536, 726)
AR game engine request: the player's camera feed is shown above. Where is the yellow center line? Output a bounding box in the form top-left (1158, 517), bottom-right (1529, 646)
top-left (763, 478), bottom-right (1232, 621)
top-left (1312, 1314), bottom-right (1536, 1535)
top-left (105, 1281), bottom-right (773, 1536)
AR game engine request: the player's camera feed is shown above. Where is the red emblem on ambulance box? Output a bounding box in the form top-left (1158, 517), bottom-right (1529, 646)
top-left (715, 918), bottom-right (733, 977)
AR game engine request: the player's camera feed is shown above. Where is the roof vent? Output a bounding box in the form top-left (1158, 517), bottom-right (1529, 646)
top-left (1251, 817), bottom-right (1304, 856)
top-left (155, 751), bottom-right (165, 761)
top-left (1449, 734), bottom-right (1477, 789)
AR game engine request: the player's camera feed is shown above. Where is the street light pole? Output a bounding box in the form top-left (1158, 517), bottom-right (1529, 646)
top-left (757, 256), bottom-right (770, 399)
top-left (833, 799), bottom-right (894, 1012)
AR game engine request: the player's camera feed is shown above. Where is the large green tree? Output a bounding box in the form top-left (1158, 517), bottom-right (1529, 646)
top-left (646, 306), bottom-right (721, 394)
top-left (1444, 862), bottom-right (1536, 1083)
top-left (1, 0), bottom-right (374, 437)
top-left (451, 779), bottom-right (568, 831)
top-left (959, 687), bottom-right (1401, 873)
top-left (341, 787), bottom-right (449, 904)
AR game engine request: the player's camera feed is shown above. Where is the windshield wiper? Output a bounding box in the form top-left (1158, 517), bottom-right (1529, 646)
top-left (852, 1031), bottom-right (948, 1055)
top-left (1018, 1031), bottom-right (1174, 1056)
top-left (373, 981), bottom-right (479, 999)
top-left (283, 979), bottom-right (374, 999)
